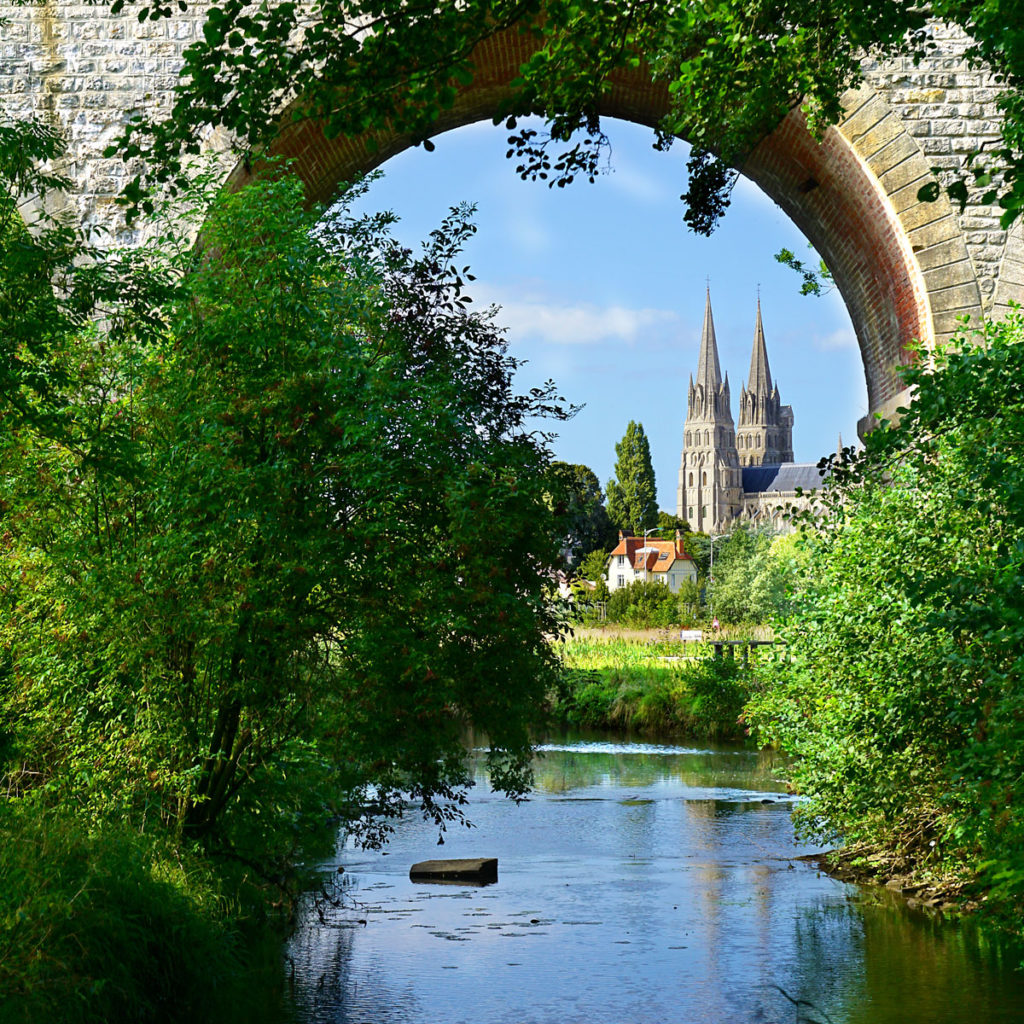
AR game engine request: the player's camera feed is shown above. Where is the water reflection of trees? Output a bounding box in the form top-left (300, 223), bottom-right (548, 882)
top-left (781, 898), bottom-right (1024, 1024)
top-left (519, 747), bottom-right (788, 795)
top-left (288, 915), bottom-right (425, 1024)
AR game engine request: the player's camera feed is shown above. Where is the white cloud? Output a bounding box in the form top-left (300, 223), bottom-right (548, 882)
top-left (472, 283), bottom-right (679, 346)
top-left (605, 160), bottom-right (665, 204)
top-left (814, 326), bottom-right (859, 351)
top-left (504, 213), bottom-right (553, 254)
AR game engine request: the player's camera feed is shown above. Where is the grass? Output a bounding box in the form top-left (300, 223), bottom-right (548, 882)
top-left (0, 803), bottom-right (288, 1024)
top-left (552, 631), bottom-right (773, 739)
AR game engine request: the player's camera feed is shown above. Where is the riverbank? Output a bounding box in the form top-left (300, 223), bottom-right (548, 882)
top-left (552, 628), bottom-right (774, 739)
top-left (801, 843), bottom-right (983, 916)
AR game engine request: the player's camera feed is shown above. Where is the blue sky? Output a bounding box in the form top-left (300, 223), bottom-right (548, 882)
top-left (349, 117), bottom-right (867, 512)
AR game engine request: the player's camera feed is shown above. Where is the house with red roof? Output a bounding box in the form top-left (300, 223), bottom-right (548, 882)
top-left (606, 532), bottom-right (698, 594)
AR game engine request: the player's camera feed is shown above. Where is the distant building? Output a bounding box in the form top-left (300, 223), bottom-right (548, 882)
top-left (677, 290), bottom-right (826, 533)
top-left (606, 532), bottom-right (698, 594)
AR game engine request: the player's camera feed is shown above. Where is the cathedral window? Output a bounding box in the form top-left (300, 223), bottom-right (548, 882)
top-left (686, 431), bottom-right (691, 446)
top-left (701, 471), bottom-right (707, 486)
top-left (704, 430), bottom-right (709, 446)
top-left (688, 507), bottom-right (693, 519)
top-left (688, 472), bottom-right (693, 486)
top-left (756, 436), bottom-right (761, 448)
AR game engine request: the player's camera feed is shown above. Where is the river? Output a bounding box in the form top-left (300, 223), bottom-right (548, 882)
top-left (282, 734), bottom-right (1024, 1023)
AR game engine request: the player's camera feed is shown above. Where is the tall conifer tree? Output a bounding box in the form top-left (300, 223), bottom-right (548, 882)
top-left (606, 421), bottom-right (658, 535)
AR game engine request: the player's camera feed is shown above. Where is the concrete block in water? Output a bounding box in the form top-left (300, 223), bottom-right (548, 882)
top-left (409, 858), bottom-right (498, 883)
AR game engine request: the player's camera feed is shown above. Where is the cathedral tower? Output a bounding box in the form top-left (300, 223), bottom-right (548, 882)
top-left (676, 290), bottom-right (742, 533)
top-left (736, 300), bottom-right (794, 466)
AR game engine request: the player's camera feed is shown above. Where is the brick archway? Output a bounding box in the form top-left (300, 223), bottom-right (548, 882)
top-left (224, 27), bottom-right (980, 428)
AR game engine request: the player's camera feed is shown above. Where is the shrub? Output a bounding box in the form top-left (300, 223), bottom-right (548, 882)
top-left (0, 805), bottom-right (243, 1024)
top-left (606, 580), bottom-right (678, 627)
top-left (555, 637), bottom-right (756, 738)
top-left (684, 657), bottom-right (748, 728)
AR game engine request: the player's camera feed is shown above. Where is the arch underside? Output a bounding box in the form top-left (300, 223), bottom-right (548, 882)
top-left (225, 27), bottom-right (982, 424)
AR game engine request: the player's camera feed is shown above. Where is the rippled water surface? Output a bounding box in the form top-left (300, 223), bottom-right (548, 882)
top-left (285, 735), bottom-right (1024, 1023)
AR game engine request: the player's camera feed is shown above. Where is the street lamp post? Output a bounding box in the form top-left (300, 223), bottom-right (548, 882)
top-left (708, 533), bottom-right (725, 627)
top-left (641, 526), bottom-right (659, 583)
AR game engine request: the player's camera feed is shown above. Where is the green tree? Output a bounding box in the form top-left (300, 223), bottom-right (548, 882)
top-left (708, 524), bottom-right (789, 624)
top-left (676, 577), bottom-right (700, 624)
top-left (746, 313), bottom-right (1024, 924)
top-left (684, 531), bottom-right (712, 580)
top-left (656, 511), bottom-right (690, 537)
top-left (545, 461), bottom-right (615, 570)
top-left (577, 548), bottom-right (611, 585)
top-left (0, 116), bottom-right (177, 427)
top-left (606, 421), bottom-right (658, 536)
top-left (0, 170), bottom-right (568, 868)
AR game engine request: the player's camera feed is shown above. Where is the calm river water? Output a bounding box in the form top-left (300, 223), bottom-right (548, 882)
top-left (283, 734), bottom-right (1024, 1023)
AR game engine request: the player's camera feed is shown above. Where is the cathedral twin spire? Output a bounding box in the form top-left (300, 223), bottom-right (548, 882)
top-left (687, 288), bottom-right (730, 422)
top-left (745, 299), bottom-right (772, 398)
top-left (695, 288), bottom-right (723, 393)
top-left (677, 289), bottom-right (794, 529)
top-left (736, 295), bottom-right (794, 466)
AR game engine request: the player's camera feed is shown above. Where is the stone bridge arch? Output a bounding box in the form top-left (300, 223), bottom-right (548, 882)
top-left (6, 9), bottom-right (1024, 428)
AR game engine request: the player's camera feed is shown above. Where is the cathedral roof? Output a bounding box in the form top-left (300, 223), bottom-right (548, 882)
top-left (742, 463), bottom-right (826, 494)
top-left (745, 298), bottom-right (773, 397)
top-left (695, 288), bottom-right (723, 392)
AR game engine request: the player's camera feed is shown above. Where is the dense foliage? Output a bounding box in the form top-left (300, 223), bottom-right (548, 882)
top-left (0, 117), bottom-right (176, 428)
top-left (105, 1), bottom-right (1024, 234)
top-left (0, 169), bottom-right (568, 886)
top-left (606, 579), bottom-right (681, 629)
top-left (606, 420), bottom-right (658, 536)
top-left (708, 526), bottom-right (806, 625)
top-left (747, 314), bottom-right (1024, 921)
top-left (545, 460), bottom-right (615, 571)
top-left (0, 807), bottom-right (255, 1024)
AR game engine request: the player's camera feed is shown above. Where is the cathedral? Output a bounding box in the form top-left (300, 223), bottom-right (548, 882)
top-left (676, 290), bottom-right (825, 534)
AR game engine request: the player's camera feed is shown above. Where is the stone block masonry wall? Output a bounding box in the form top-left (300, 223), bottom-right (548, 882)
top-left (861, 22), bottom-right (1021, 320)
top-left (3, 6), bottom-right (1023, 404)
top-left (0, 0), bottom-right (232, 244)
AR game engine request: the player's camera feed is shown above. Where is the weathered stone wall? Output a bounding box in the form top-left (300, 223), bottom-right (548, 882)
top-left (3, 6), bottom-right (1022, 415)
top-left (861, 22), bottom-right (1022, 321)
top-left (1, 0), bottom-right (227, 243)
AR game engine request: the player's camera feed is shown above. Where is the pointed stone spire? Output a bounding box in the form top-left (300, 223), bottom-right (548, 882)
top-left (696, 288), bottom-right (723, 391)
top-left (746, 298), bottom-right (773, 397)
top-left (678, 287), bottom-right (740, 531)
